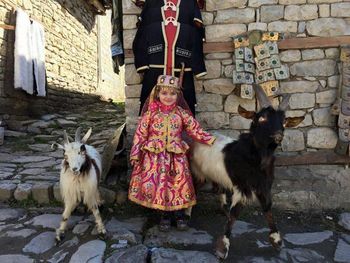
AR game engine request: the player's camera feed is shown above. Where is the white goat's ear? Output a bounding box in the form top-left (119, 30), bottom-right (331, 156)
top-left (81, 128), bottom-right (92, 143)
top-left (63, 130), bottom-right (70, 145)
top-left (51, 142), bottom-right (65, 150)
top-left (75, 127), bottom-right (82, 142)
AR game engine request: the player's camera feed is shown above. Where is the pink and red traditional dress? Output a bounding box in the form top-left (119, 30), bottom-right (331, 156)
top-left (129, 101), bottom-right (215, 211)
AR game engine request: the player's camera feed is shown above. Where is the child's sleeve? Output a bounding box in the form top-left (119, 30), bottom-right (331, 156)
top-left (130, 111), bottom-right (151, 161)
top-left (181, 108), bottom-right (216, 145)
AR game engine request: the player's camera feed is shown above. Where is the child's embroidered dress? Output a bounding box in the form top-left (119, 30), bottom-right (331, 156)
top-left (128, 100), bottom-right (215, 211)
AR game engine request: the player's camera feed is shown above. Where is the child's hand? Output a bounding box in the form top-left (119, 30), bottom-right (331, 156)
top-left (131, 159), bottom-right (139, 166)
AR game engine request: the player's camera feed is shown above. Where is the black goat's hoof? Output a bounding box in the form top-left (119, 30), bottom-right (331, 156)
top-left (215, 235), bottom-right (230, 260)
top-left (55, 233), bottom-right (65, 246)
top-left (98, 232), bottom-right (106, 240)
top-left (269, 231), bottom-right (282, 249)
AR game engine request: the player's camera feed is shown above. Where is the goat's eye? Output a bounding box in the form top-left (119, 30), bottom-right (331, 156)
top-left (258, 116), bottom-right (267, 123)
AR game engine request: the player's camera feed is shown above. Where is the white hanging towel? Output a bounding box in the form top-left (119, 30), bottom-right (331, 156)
top-left (14, 8), bottom-right (33, 95)
top-left (31, 20), bottom-right (46, 96)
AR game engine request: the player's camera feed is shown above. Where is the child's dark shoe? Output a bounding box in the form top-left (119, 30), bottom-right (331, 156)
top-left (176, 219), bottom-right (189, 231)
top-left (159, 219), bottom-right (171, 232)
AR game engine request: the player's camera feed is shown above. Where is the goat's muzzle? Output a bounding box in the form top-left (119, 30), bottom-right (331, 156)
top-left (72, 167), bottom-right (80, 175)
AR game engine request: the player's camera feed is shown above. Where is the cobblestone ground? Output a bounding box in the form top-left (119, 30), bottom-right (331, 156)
top-left (1, 102), bottom-right (350, 262)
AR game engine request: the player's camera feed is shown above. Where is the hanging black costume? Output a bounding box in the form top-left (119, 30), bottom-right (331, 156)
top-left (132, 0), bottom-right (206, 115)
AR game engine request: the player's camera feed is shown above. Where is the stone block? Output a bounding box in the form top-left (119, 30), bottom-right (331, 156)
top-left (125, 98), bottom-right (140, 117)
top-left (32, 183), bottom-right (52, 204)
top-left (290, 60), bottom-right (336, 77)
top-left (325, 48), bottom-right (339, 59)
top-left (122, 0), bottom-right (142, 14)
top-left (248, 0), bottom-right (278, 7)
top-left (229, 115), bottom-right (252, 130)
top-left (202, 12), bottom-right (214, 26)
top-left (248, 22), bottom-right (267, 31)
top-left (0, 183), bottom-right (17, 201)
top-left (14, 183), bottom-right (32, 201)
top-left (224, 94), bottom-right (256, 113)
top-left (196, 112), bottom-right (229, 129)
top-left (125, 84), bottom-right (141, 98)
top-left (279, 0), bottom-right (305, 4)
top-left (307, 128), bottom-right (337, 149)
top-left (261, 5), bottom-right (284, 23)
top-left (289, 93), bottom-right (315, 109)
top-left (312, 107), bottom-right (336, 126)
top-left (268, 21), bottom-right (298, 33)
top-left (280, 81), bottom-right (320, 93)
top-left (285, 5), bottom-right (318, 21)
top-left (280, 50), bottom-right (301, 62)
top-left (123, 29), bottom-right (137, 50)
top-left (125, 64), bottom-right (141, 85)
top-left (281, 129), bottom-right (305, 152)
top-left (316, 89), bottom-right (337, 104)
top-left (123, 15), bottom-right (138, 30)
top-left (196, 94), bottom-right (223, 112)
top-left (319, 4), bottom-right (330, 17)
top-left (206, 53), bottom-right (232, 60)
top-left (301, 49), bottom-right (324, 60)
top-left (202, 60), bottom-right (221, 79)
top-left (53, 182), bottom-right (62, 202)
top-left (224, 65), bottom-right (234, 78)
top-left (327, 76), bottom-right (339, 88)
top-left (215, 8), bottom-right (255, 24)
top-left (306, 18), bottom-right (350, 37)
top-left (206, 0), bottom-right (247, 11)
top-left (331, 3), bottom-right (350, 17)
top-left (203, 79), bottom-right (235, 95)
top-left (206, 24), bottom-right (247, 42)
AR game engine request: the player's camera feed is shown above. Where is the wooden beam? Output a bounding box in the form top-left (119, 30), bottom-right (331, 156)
top-left (0, 24), bottom-right (15, 30)
top-left (125, 36), bottom-right (350, 58)
top-left (278, 36), bottom-right (350, 50)
top-left (275, 151), bottom-right (350, 166)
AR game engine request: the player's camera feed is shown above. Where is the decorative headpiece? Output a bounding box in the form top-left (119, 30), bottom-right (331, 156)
top-left (156, 75), bottom-right (180, 90)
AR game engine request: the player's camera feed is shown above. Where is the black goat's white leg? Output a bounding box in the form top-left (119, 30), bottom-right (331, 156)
top-left (56, 202), bottom-right (77, 244)
top-left (257, 193), bottom-right (282, 249)
top-left (216, 190), bottom-right (243, 260)
top-left (91, 206), bottom-right (106, 238)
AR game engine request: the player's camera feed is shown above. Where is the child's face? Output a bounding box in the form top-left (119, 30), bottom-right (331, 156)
top-left (158, 87), bottom-right (178, 106)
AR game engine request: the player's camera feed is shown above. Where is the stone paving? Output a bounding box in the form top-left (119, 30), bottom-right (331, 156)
top-left (1, 205), bottom-right (350, 262)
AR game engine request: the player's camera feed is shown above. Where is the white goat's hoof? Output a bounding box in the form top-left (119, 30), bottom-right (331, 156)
top-left (55, 233), bottom-right (65, 246)
top-left (269, 231), bottom-right (282, 249)
top-left (215, 235), bottom-right (230, 260)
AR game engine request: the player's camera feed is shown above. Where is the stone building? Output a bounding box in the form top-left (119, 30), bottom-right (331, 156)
top-left (0, 0), bottom-right (125, 117)
top-left (123, 0), bottom-right (350, 209)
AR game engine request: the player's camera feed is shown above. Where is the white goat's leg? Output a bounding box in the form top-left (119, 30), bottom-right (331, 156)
top-left (91, 206), bottom-right (106, 236)
top-left (56, 202), bottom-right (77, 243)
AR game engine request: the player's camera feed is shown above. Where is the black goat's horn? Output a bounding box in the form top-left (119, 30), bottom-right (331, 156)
top-left (75, 127), bottom-right (82, 142)
top-left (253, 84), bottom-right (272, 110)
top-left (278, 94), bottom-right (291, 111)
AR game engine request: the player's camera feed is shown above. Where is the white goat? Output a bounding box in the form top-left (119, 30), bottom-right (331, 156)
top-left (53, 127), bottom-right (106, 243)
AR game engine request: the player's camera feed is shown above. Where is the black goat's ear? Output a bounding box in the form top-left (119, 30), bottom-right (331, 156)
top-left (284, 116), bottom-right (305, 128)
top-left (238, 105), bottom-right (255, 119)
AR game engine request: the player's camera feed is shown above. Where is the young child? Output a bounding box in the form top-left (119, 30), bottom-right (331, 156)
top-left (128, 75), bottom-right (215, 231)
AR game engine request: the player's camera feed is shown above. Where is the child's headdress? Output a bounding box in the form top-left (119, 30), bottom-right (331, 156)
top-left (140, 74), bottom-right (193, 116)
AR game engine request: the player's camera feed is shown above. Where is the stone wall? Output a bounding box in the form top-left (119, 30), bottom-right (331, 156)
top-left (123, 0), bottom-right (350, 209)
top-left (0, 0), bottom-right (124, 118)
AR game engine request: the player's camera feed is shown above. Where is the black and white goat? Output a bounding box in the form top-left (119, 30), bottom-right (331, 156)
top-left (190, 84), bottom-right (304, 259)
top-left (53, 127), bottom-right (106, 243)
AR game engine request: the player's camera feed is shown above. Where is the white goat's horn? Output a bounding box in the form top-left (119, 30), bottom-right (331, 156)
top-left (75, 127), bottom-right (82, 142)
top-left (278, 94), bottom-right (291, 111)
top-left (81, 128), bottom-right (92, 143)
top-left (51, 142), bottom-right (64, 150)
top-left (253, 83), bottom-right (272, 110)
top-left (63, 130), bottom-right (70, 145)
